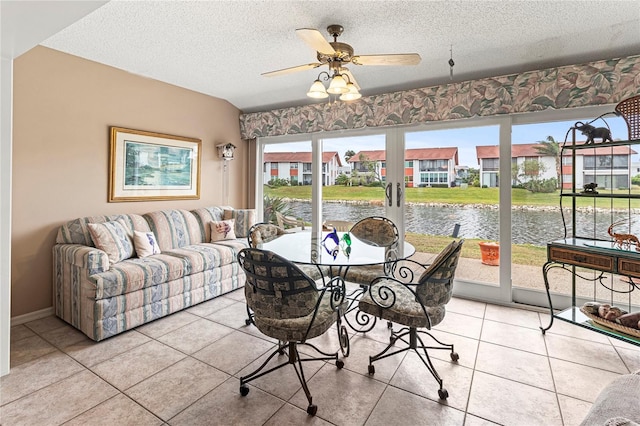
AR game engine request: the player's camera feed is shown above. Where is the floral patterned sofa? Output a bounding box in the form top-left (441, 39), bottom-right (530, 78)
top-left (53, 206), bottom-right (254, 341)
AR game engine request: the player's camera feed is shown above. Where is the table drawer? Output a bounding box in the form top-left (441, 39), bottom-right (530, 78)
top-left (549, 246), bottom-right (614, 271)
top-left (618, 257), bottom-right (640, 278)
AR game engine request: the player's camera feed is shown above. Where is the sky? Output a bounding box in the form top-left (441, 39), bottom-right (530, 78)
top-left (264, 115), bottom-right (632, 168)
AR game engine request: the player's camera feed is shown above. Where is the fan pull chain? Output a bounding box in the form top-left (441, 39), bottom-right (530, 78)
top-left (448, 45), bottom-right (455, 80)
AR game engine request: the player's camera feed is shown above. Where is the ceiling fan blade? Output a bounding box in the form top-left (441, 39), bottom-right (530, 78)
top-left (261, 63), bottom-right (322, 77)
top-left (339, 67), bottom-right (360, 90)
top-left (352, 53), bottom-right (421, 66)
top-left (296, 28), bottom-right (336, 55)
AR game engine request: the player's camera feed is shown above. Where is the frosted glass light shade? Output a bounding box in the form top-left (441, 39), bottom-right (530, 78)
top-left (327, 74), bottom-right (348, 94)
top-left (339, 83), bottom-right (362, 101)
top-left (307, 79), bottom-right (329, 98)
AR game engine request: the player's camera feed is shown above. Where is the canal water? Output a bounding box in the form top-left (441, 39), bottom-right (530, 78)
top-left (287, 200), bottom-right (640, 246)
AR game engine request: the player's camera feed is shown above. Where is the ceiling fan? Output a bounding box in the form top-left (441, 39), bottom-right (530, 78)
top-left (262, 25), bottom-right (421, 100)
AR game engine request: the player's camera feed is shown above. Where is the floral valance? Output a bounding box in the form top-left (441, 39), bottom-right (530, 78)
top-left (240, 55), bottom-right (640, 139)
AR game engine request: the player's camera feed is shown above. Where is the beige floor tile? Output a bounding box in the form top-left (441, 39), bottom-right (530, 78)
top-left (169, 377), bottom-right (283, 426)
top-left (236, 344), bottom-right (325, 401)
top-left (390, 352), bottom-right (472, 410)
top-left (157, 318), bottom-right (234, 354)
top-left (224, 288), bottom-right (246, 302)
top-left (186, 296), bottom-right (237, 317)
top-left (63, 330), bottom-right (151, 367)
top-left (9, 334), bottom-right (57, 367)
top-left (447, 297), bottom-right (487, 319)
top-left (545, 319), bottom-right (611, 344)
top-left (341, 334), bottom-right (405, 383)
top-left (126, 357), bottom-right (229, 421)
top-left (484, 304), bottom-right (542, 329)
top-left (0, 351), bottom-right (84, 405)
top-left (193, 330), bottom-right (274, 375)
top-left (10, 324), bottom-right (36, 343)
top-left (207, 301), bottom-right (253, 329)
top-left (550, 358), bottom-right (621, 403)
top-left (0, 370), bottom-right (118, 426)
top-left (366, 385), bottom-right (465, 426)
top-left (545, 333), bottom-right (628, 373)
top-left (608, 336), bottom-right (640, 349)
top-left (467, 371), bottom-right (562, 425)
top-left (136, 311), bottom-right (200, 338)
top-left (39, 324), bottom-right (90, 349)
top-left (289, 364), bottom-right (386, 425)
top-left (263, 403), bottom-right (333, 426)
top-left (475, 341), bottom-right (554, 391)
top-left (24, 315), bottom-right (68, 335)
top-left (481, 319), bottom-right (548, 355)
top-left (557, 394), bottom-right (592, 426)
top-left (63, 393), bottom-right (163, 426)
top-left (463, 414), bottom-right (501, 425)
top-left (616, 345), bottom-right (640, 372)
top-left (436, 311), bottom-right (484, 340)
top-left (91, 340), bottom-right (185, 390)
top-left (427, 329), bottom-right (479, 369)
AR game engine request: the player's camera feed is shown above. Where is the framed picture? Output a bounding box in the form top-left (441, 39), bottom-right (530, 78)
top-left (109, 127), bottom-right (201, 202)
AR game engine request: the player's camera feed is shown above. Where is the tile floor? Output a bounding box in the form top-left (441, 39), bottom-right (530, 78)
top-left (2, 290), bottom-right (640, 426)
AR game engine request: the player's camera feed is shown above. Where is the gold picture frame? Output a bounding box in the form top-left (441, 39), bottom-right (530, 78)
top-left (109, 127), bottom-right (201, 202)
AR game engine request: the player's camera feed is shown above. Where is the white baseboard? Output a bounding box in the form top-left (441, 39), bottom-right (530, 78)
top-left (11, 307), bottom-right (54, 326)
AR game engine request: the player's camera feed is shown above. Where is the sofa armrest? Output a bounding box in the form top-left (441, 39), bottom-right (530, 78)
top-left (53, 244), bottom-right (110, 274)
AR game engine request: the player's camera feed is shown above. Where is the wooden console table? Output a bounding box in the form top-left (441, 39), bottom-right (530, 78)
top-left (540, 238), bottom-right (640, 346)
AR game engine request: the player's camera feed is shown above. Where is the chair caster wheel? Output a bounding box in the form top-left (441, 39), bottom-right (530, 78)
top-left (438, 388), bottom-right (449, 400)
top-left (450, 352), bottom-right (459, 362)
top-left (240, 385), bottom-right (249, 396)
top-left (336, 360), bottom-right (344, 369)
top-left (307, 404), bottom-right (318, 416)
top-left (245, 319), bottom-right (252, 326)
top-left (368, 364), bottom-right (375, 375)
top-left (387, 321), bottom-right (393, 329)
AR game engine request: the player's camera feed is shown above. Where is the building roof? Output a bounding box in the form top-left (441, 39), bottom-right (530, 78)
top-left (348, 147), bottom-right (458, 164)
top-left (263, 151), bottom-right (342, 166)
top-left (477, 142), bottom-right (637, 159)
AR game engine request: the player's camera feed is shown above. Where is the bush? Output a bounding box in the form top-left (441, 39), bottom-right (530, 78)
top-left (267, 177), bottom-right (290, 187)
top-left (632, 175), bottom-right (640, 186)
top-left (524, 178), bottom-right (557, 193)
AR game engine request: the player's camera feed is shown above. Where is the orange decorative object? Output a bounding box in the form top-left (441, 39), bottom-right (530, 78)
top-left (479, 242), bottom-right (499, 266)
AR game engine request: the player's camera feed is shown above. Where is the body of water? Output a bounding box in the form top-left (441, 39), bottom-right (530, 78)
top-left (287, 200), bottom-right (640, 246)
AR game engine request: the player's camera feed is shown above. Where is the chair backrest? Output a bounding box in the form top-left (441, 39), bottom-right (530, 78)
top-left (324, 220), bottom-right (354, 232)
top-left (350, 217), bottom-right (398, 247)
top-left (415, 239), bottom-right (464, 307)
top-left (238, 248), bottom-right (319, 320)
top-left (247, 223), bottom-right (286, 248)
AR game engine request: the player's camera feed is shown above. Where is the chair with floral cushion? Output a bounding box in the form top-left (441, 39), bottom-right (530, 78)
top-left (237, 247), bottom-right (349, 416)
top-left (343, 216), bottom-right (399, 284)
top-left (358, 239), bottom-right (464, 400)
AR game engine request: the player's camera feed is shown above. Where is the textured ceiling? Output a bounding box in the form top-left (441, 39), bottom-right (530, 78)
top-left (40, 0), bottom-right (640, 113)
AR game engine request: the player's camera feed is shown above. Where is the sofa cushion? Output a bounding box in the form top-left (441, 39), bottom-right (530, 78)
top-left (191, 206), bottom-right (229, 240)
top-left (133, 231), bottom-right (161, 257)
top-left (87, 219), bottom-right (135, 263)
top-left (210, 219), bottom-right (237, 242)
top-left (144, 209), bottom-right (206, 251)
top-left (57, 214), bottom-right (150, 246)
top-left (223, 209), bottom-right (256, 238)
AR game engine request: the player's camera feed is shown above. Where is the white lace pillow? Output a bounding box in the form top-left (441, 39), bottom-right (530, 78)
top-left (210, 219), bottom-right (237, 242)
top-left (133, 231), bottom-right (161, 257)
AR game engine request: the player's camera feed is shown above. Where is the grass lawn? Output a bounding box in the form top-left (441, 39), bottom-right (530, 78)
top-left (265, 185), bottom-right (640, 208)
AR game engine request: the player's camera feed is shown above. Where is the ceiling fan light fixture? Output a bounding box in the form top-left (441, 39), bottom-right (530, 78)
top-left (307, 79), bottom-right (329, 98)
top-left (327, 73), bottom-right (349, 94)
top-left (339, 82), bottom-right (361, 101)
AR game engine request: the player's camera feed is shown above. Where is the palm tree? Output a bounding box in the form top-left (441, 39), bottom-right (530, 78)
top-left (534, 136), bottom-right (560, 188)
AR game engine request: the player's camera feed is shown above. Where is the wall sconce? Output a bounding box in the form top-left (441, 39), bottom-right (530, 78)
top-left (217, 143), bottom-right (236, 161)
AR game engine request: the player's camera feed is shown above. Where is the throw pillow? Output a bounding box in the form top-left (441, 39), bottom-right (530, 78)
top-left (223, 209), bottom-right (256, 238)
top-left (210, 219), bottom-right (237, 242)
top-left (133, 231), bottom-right (161, 257)
top-left (87, 219), bottom-right (135, 263)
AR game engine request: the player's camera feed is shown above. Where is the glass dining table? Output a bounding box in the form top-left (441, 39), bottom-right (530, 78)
top-left (260, 229), bottom-right (415, 332)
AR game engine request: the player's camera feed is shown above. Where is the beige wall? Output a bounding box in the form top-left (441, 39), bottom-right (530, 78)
top-left (12, 46), bottom-right (247, 317)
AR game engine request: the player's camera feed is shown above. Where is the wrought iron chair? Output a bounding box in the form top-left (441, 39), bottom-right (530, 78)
top-left (358, 239), bottom-right (464, 400)
top-left (237, 247), bottom-right (349, 416)
top-left (342, 216), bottom-right (399, 284)
top-left (323, 219), bottom-right (354, 232)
